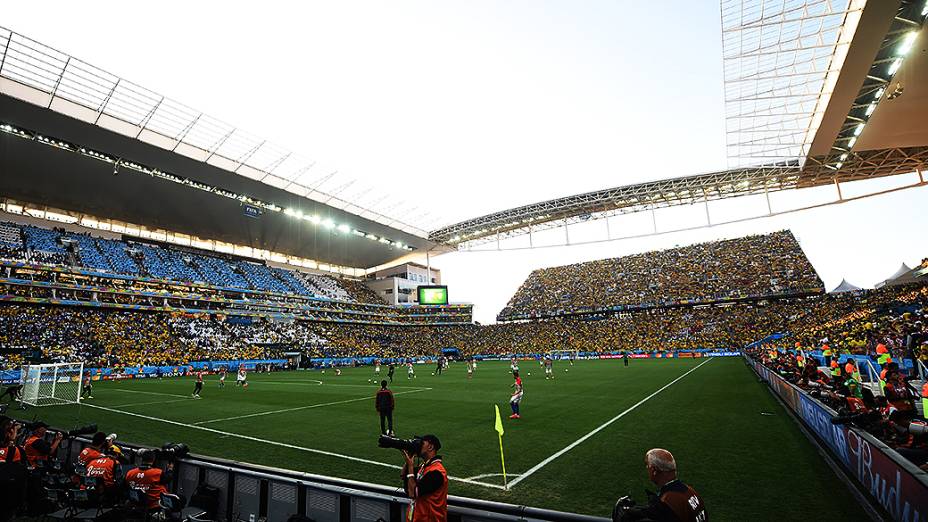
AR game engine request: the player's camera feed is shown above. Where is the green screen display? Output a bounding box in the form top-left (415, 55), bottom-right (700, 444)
top-left (417, 286), bottom-right (449, 305)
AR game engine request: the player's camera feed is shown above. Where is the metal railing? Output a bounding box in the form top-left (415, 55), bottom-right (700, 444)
top-left (56, 437), bottom-right (609, 522)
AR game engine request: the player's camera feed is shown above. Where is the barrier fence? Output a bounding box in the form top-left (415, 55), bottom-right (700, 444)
top-left (745, 356), bottom-right (928, 521)
top-left (54, 437), bottom-right (609, 522)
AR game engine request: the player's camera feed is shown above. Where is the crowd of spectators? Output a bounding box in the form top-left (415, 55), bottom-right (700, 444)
top-left (499, 231), bottom-right (823, 319)
top-left (1, 277), bottom-right (924, 371)
top-left (0, 220), bottom-right (382, 305)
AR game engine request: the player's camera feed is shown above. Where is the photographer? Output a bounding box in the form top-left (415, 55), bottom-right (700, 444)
top-left (23, 421), bottom-right (63, 469)
top-left (399, 434), bottom-right (447, 521)
top-left (78, 432), bottom-right (108, 465)
top-left (125, 449), bottom-right (174, 511)
top-left (0, 417), bottom-right (28, 522)
top-left (613, 449), bottom-right (707, 522)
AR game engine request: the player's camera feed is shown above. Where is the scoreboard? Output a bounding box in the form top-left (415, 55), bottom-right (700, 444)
top-left (417, 285), bottom-right (449, 305)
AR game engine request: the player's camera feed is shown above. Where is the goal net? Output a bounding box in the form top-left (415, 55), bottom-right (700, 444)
top-left (21, 362), bottom-right (84, 407)
top-left (548, 350), bottom-right (579, 360)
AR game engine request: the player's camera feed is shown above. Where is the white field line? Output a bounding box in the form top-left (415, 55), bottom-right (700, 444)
top-left (80, 402), bottom-right (503, 490)
top-left (465, 472), bottom-right (522, 481)
top-left (107, 398), bottom-right (193, 409)
top-left (257, 381), bottom-right (427, 389)
top-left (103, 388), bottom-right (189, 398)
top-left (193, 388), bottom-right (433, 425)
top-left (507, 357), bottom-right (714, 489)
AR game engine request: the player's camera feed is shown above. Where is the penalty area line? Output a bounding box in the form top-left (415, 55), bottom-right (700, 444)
top-left (193, 387), bottom-right (433, 425)
top-left (507, 357), bottom-right (714, 489)
top-left (79, 403), bottom-right (503, 490)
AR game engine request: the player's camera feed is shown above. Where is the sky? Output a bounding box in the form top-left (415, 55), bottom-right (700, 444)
top-left (3, 1), bottom-right (927, 323)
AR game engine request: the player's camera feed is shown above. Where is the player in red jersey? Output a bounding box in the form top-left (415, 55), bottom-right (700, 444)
top-left (192, 370), bottom-right (204, 399)
top-left (509, 371), bottom-right (523, 419)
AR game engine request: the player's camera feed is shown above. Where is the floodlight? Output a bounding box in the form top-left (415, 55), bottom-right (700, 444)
top-left (898, 32), bottom-right (918, 56)
top-left (337, 224), bottom-right (350, 233)
top-left (888, 58), bottom-right (902, 76)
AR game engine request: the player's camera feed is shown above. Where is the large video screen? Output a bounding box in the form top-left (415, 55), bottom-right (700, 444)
top-left (417, 285), bottom-right (449, 305)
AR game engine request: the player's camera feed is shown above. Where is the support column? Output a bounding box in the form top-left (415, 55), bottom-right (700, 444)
top-left (834, 177), bottom-right (843, 201)
top-left (426, 250), bottom-right (432, 283)
top-left (765, 185), bottom-right (772, 215)
top-left (651, 209), bottom-right (657, 234)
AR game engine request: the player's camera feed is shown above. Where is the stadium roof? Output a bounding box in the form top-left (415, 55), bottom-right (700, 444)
top-left (430, 0), bottom-right (928, 247)
top-left (0, 27), bottom-right (451, 271)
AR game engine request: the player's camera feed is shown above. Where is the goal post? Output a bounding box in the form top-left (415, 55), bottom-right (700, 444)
top-left (21, 362), bottom-right (84, 407)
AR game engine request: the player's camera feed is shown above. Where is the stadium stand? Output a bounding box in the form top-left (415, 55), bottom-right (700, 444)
top-left (0, 219), bottom-right (395, 304)
top-left (499, 231), bottom-right (823, 320)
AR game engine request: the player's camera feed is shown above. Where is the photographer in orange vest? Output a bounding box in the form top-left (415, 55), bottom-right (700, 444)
top-left (400, 434), bottom-right (447, 521)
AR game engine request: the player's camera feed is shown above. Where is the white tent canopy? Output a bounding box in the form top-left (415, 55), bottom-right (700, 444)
top-left (830, 279), bottom-right (863, 293)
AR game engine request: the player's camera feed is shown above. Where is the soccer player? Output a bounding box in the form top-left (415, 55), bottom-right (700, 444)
top-left (387, 363), bottom-right (395, 383)
top-left (544, 356), bottom-right (554, 380)
top-left (407, 361), bottom-right (416, 379)
top-left (510, 357), bottom-right (519, 375)
top-left (81, 371), bottom-right (94, 399)
top-left (509, 371), bottom-right (523, 419)
top-left (236, 366), bottom-right (248, 388)
top-left (374, 359), bottom-right (382, 378)
top-left (435, 356), bottom-right (443, 376)
top-left (218, 367), bottom-right (226, 388)
top-left (192, 370), bottom-right (204, 399)
top-left (467, 358), bottom-right (474, 380)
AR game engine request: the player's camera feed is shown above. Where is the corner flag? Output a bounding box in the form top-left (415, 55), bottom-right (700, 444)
top-left (494, 405), bottom-right (508, 489)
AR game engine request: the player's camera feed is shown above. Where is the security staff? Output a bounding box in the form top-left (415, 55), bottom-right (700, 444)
top-left (125, 450), bottom-right (174, 511)
top-left (23, 422), bottom-right (63, 468)
top-left (614, 448), bottom-right (707, 522)
top-left (400, 434), bottom-right (447, 521)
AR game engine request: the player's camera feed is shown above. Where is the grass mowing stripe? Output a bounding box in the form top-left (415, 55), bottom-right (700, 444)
top-left (100, 388), bottom-right (189, 398)
top-left (193, 387), bottom-right (433, 425)
top-left (108, 398), bottom-right (195, 409)
top-left (507, 357), bottom-right (712, 488)
top-left (79, 402), bottom-right (506, 490)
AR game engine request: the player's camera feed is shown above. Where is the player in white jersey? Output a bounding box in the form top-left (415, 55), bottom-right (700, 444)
top-left (370, 359), bottom-right (382, 383)
top-left (544, 356), bottom-right (554, 380)
top-left (236, 366), bottom-right (248, 388)
top-left (407, 362), bottom-right (416, 379)
top-left (466, 358), bottom-right (474, 379)
top-left (218, 367), bottom-right (226, 388)
top-left (510, 357), bottom-right (519, 374)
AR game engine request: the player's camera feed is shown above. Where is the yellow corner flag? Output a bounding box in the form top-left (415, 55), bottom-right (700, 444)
top-left (494, 404), bottom-right (505, 436)
top-left (494, 405), bottom-right (508, 489)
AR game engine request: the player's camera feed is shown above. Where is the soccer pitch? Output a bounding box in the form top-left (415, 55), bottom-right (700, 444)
top-left (11, 358), bottom-right (866, 520)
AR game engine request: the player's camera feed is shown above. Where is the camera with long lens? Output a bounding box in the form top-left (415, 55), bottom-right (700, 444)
top-left (378, 435), bottom-right (424, 454)
top-left (159, 442), bottom-right (190, 459)
top-left (611, 495), bottom-right (637, 522)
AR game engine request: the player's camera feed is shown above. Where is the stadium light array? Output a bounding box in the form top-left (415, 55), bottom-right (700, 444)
top-left (898, 32), bottom-right (918, 56)
top-left (0, 122), bottom-right (415, 252)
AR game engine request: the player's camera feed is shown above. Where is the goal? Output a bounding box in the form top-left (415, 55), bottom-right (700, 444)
top-left (548, 350), bottom-right (579, 361)
top-left (21, 362), bottom-right (84, 407)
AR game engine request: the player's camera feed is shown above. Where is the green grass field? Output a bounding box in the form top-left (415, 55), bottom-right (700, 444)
top-left (10, 358), bottom-right (866, 520)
